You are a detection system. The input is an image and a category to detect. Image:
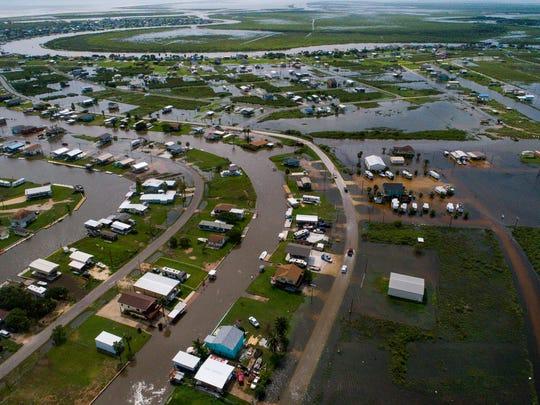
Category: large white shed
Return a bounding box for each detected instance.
[388,272,425,303]
[95,331,122,355]
[364,155,386,172]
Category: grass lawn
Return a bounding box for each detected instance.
[353,222,535,401]
[0,338,22,364]
[309,128,468,141]
[154,256,207,290]
[512,226,540,275]
[258,109,304,122]
[185,149,230,172]
[521,156,540,164]
[0,315,150,404]
[167,384,247,405]
[0,179,40,200]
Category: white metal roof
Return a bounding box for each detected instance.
[194,357,234,390]
[389,272,424,295]
[29,258,59,274]
[69,250,93,263]
[85,219,100,228]
[52,147,69,156]
[140,191,176,203]
[25,185,51,196]
[66,149,82,157]
[111,221,131,231]
[96,153,113,162]
[142,178,164,188]
[27,284,46,295]
[132,162,149,170]
[134,272,180,296]
[118,201,148,212]
[69,260,86,270]
[296,214,318,223]
[172,349,200,371]
[95,331,122,347]
[364,155,386,170]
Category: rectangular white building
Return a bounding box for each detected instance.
[388,272,425,303]
[95,331,122,355]
[134,272,180,301]
[172,350,201,372]
[194,357,235,393]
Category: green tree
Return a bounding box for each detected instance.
[179,237,191,249]
[5,308,31,333]
[45,286,69,301]
[123,334,133,360]
[113,340,125,362]
[51,325,68,346]
[192,338,209,360]
[228,226,243,245]
[168,236,178,249]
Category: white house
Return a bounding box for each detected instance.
[28,258,60,280]
[134,272,180,301]
[296,214,318,225]
[194,357,235,393]
[95,331,123,355]
[387,272,425,303]
[25,185,52,200]
[172,350,201,372]
[364,155,386,172]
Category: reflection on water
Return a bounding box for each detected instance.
[257,100,486,134]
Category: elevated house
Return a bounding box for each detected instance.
[118,292,160,320]
[271,264,305,291]
[11,209,36,228]
[204,325,245,359]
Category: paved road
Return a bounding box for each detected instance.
[0,163,205,381]
[95,141,290,404]
[0,74,34,102]
[249,130,359,404]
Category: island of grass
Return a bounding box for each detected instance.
[167,384,248,405]
[0,315,150,404]
[512,226,540,275]
[309,222,536,403]
[309,128,469,141]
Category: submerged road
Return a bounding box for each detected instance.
[0,162,205,382]
[249,130,359,404]
[95,140,290,404]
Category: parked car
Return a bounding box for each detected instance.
[321,253,333,263]
[385,170,394,179]
[0,330,11,338]
[250,376,260,390]
[364,170,374,180]
[340,265,348,274]
[391,198,400,210]
[248,316,260,328]
[347,248,354,257]
[422,202,430,212]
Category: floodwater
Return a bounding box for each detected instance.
[126,27,279,43]
[318,136,540,226]
[257,99,487,134]
[0,157,131,281]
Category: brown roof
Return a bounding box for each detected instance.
[274,264,305,287]
[250,139,268,147]
[118,292,157,311]
[12,209,33,220]
[208,234,226,244]
[214,203,236,213]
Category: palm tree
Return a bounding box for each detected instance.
[267,330,279,354]
[123,334,133,360]
[192,338,209,360]
[113,341,124,363]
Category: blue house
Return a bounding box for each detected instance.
[3,141,25,154]
[477,94,490,103]
[204,325,245,359]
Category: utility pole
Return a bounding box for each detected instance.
[348,298,353,321]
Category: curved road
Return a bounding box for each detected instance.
[0,163,205,381]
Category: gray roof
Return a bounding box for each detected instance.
[285,243,311,258]
[205,325,243,350]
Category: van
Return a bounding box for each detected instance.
[391,198,400,210]
[294,229,309,239]
[131,139,142,149]
[259,251,268,260]
[385,170,394,180]
[446,203,455,213]
[0,330,11,338]
[364,170,374,180]
[428,170,441,180]
[401,170,413,179]
[162,105,173,114]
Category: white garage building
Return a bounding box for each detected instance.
[387,272,425,303]
[95,331,122,355]
[364,155,386,172]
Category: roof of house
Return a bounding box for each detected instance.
[25,185,51,196]
[118,292,157,311]
[295,214,318,223]
[28,258,59,274]
[12,209,34,220]
[213,203,236,212]
[250,139,268,147]
[275,264,305,286]
[383,183,405,195]
[95,331,122,346]
[194,357,235,390]
[208,234,226,244]
[69,250,93,263]
[205,325,244,351]
[389,272,425,295]
[172,350,201,371]
[134,272,180,296]
[285,243,312,258]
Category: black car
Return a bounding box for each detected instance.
[347,248,354,257]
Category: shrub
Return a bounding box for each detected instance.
[52,325,68,346]
[5,308,31,333]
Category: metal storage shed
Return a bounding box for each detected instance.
[387,272,425,303]
[364,155,386,172]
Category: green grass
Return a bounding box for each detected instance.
[93,89,209,116]
[0,315,150,404]
[483,100,540,138]
[309,128,469,140]
[153,257,207,290]
[44,12,509,53]
[520,156,540,164]
[258,109,304,122]
[231,95,296,107]
[0,338,22,364]
[512,226,540,275]
[185,149,230,172]
[473,58,540,84]
[167,384,247,405]
[357,222,533,399]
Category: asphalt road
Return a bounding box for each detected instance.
[0,163,205,381]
